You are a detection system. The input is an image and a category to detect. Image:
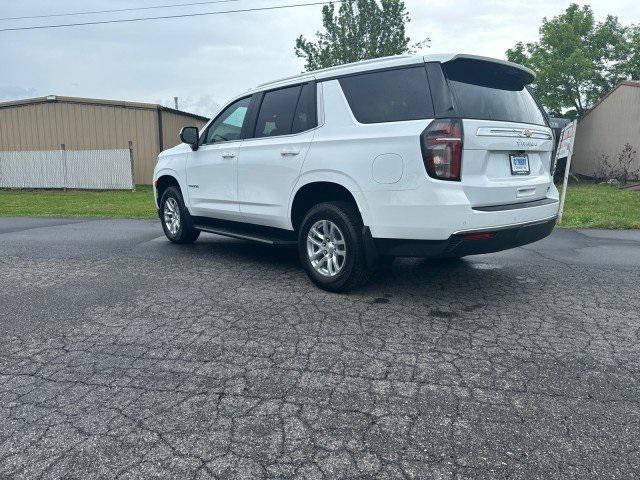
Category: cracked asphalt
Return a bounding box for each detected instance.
[1,217,639,479]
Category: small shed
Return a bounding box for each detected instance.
[0,95,208,184]
[573,81,640,179]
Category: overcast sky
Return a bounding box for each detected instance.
[1,0,639,117]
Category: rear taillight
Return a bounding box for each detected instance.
[420,118,463,181]
[550,131,557,175]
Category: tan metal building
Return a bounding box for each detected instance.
[573,81,640,179]
[0,95,208,184]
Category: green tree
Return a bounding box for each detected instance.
[506,4,635,118]
[625,26,640,80]
[295,0,428,72]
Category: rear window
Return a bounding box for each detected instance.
[254,85,302,138]
[443,59,546,126]
[292,83,317,134]
[339,66,434,124]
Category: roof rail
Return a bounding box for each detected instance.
[256,54,414,89]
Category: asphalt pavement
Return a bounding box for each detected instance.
[1,217,639,479]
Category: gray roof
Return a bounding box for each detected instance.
[0,95,209,121]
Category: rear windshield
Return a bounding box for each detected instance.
[339,66,434,124]
[443,60,546,126]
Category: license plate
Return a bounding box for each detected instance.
[510,154,530,175]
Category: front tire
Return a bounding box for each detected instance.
[159,186,200,244]
[298,202,371,292]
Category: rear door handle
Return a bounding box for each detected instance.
[221,151,236,158]
[281,148,299,156]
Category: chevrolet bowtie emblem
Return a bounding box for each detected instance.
[523,129,533,138]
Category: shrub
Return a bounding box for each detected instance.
[598,143,640,185]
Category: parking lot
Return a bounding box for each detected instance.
[1,217,639,479]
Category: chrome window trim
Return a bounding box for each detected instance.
[476,127,552,140]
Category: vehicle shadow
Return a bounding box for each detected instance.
[355,256,530,320]
[158,234,520,308]
[154,233,300,266]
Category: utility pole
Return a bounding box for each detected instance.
[174,97,179,110]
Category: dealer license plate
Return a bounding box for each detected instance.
[510,154,530,175]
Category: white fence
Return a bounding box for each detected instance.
[0,149,134,190]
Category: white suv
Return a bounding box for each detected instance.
[153,53,559,292]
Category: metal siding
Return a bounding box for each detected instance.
[25,105,35,149]
[0,100,206,184]
[23,106,34,149]
[32,104,42,148]
[53,102,63,148]
[573,85,640,178]
[160,110,207,152]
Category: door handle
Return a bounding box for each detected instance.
[221,152,236,158]
[280,148,300,156]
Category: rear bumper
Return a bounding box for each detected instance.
[374,216,557,257]
[363,181,560,240]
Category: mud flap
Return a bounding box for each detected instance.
[362,226,380,270]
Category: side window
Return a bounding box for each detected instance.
[292,82,318,134]
[203,96,251,144]
[339,66,434,123]
[254,85,301,138]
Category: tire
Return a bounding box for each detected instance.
[159,186,200,244]
[298,202,372,292]
[378,255,395,268]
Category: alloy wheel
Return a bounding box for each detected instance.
[306,220,346,277]
[163,197,181,235]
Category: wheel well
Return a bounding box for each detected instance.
[155,175,180,204]
[291,182,360,232]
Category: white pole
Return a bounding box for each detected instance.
[61,143,67,191]
[557,120,577,223]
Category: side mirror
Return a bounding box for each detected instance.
[180,126,199,151]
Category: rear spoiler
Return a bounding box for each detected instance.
[435,54,535,90]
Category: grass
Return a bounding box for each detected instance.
[0,185,157,219]
[558,181,640,229]
[0,181,638,229]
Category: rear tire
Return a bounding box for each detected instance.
[378,255,395,268]
[159,186,200,244]
[298,202,371,292]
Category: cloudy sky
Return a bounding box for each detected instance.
[1,0,639,117]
